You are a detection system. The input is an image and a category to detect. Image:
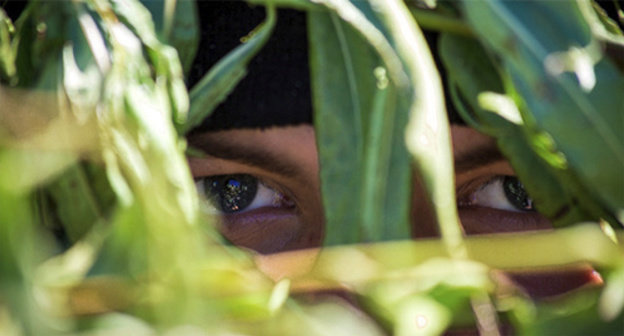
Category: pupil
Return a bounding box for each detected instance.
[503,176,534,211]
[204,175,258,213]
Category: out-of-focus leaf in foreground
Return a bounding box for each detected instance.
[463,0,624,226]
[110,0,191,128]
[140,0,199,75]
[0,190,51,335]
[1,0,278,331]
[0,9,16,83]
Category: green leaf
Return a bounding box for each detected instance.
[394,295,451,336]
[45,163,114,243]
[0,9,16,83]
[140,0,199,75]
[438,33,593,225]
[110,0,190,127]
[248,0,322,11]
[514,287,624,335]
[362,0,465,257]
[406,3,472,36]
[183,5,277,134]
[0,189,57,335]
[308,5,411,245]
[0,148,77,195]
[599,265,624,321]
[463,0,624,225]
[12,1,71,89]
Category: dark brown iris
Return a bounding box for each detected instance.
[204,174,258,213]
[503,176,534,211]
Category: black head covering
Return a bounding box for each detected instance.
[186,1,467,132]
[187,2,312,132]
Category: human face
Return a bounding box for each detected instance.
[188,126,322,253]
[187,124,601,297]
[188,124,550,247]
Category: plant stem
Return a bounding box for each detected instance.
[409,7,473,36]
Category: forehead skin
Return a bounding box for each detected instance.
[188,126,318,186]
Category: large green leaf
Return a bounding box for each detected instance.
[308,5,411,245]
[438,33,594,226]
[309,0,464,255]
[463,0,624,225]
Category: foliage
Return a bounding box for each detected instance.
[0,0,623,335]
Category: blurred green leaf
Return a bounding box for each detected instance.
[599,264,624,321]
[273,300,386,336]
[0,148,77,194]
[515,287,624,335]
[0,9,16,83]
[75,313,155,336]
[0,189,59,335]
[111,0,190,127]
[45,164,114,243]
[140,0,199,75]
[264,225,624,288]
[395,295,451,336]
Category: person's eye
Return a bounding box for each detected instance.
[193,173,309,254]
[456,175,548,235]
[461,175,535,212]
[194,174,294,214]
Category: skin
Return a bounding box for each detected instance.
[187,124,601,300]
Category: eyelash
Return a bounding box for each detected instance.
[458,175,535,212]
[194,174,295,214]
[197,173,534,217]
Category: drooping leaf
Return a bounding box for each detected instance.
[463,0,624,225]
[438,33,593,226]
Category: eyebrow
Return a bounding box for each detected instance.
[453,143,506,173]
[189,133,504,178]
[188,136,304,179]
